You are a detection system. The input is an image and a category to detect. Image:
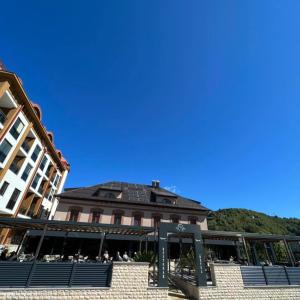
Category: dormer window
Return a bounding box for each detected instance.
[105,192,116,199]
[162,198,173,204]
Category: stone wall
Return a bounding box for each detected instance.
[174,263,300,300]
[0,262,168,300]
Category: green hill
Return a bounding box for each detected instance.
[208,208,300,236]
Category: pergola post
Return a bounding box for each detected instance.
[16,230,28,255]
[269,242,277,264]
[97,232,106,259]
[34,224,48,260]
[139,238,142,252]
[283,239,295,266]
[242,236,250,265]
[263,242,271,263]
[250,241,259,265]
[235,240,241,260]
[145,236,148,253]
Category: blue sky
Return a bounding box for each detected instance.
[1,1,300,217]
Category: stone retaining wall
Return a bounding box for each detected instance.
[0,262,168,300]
[175,263,300,300]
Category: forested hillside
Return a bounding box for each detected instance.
[208,209,300,236]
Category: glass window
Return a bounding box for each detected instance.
[21,138,31,153]
[39,156,48,171]
[6,188,21,210]
[92,211,101,223]
[105,192,116,199]
[21,163,33,181]
[189,218,197,225]
[171,216,180,224]
[69,209,80,222]
[133,215,141,226]
[31,145,41,162]
[0,139,12,163]
[9,156,23,174]
[53,175,60,187]
[0,181,9,196]
[153,216,161,228]
[9,118,24,140]
[114,214,122,225]
[31,173,41,189]
[0,108,7,125]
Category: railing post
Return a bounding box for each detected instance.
[68,262,76,287]
[262,266,268,285]
[284,266,291,285]
[26,224,47,287]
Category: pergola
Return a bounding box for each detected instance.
[1,217,300,266]
[0,217,155,261]
[201,229,300,266]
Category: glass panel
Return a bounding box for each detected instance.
[0,139,12,163]
[0,181,9,196]
[9,118,24,140]
[6,189,21,210]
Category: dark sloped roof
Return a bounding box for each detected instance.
[58,181,209,212]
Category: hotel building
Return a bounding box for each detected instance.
[54,181,208,229]
[0,66,69,242]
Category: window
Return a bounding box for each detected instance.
[6,188,21,210]
[39,156,48,171]
[21,138,32,153]
[189,217,197,225]
[31,145,41,162]
[9,118,24,140]
[91,211,101,223]
[69,209,80,222]
[114,214,122,225]
[104,192,116,199]
[161,198,173,204]
[153,215,162,228]
[0,108,7,125]
[0,139,12,163]
[0,181,9,196]
[170,215,180,224]
[133,214,142,226]
[53,175,60,187]
[31,173,41,189]
[21,163,33,181]
[9,156,23,174]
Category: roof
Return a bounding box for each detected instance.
[58,181,209,212]
[0,217,153,236]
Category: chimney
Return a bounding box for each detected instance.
[152,180,160,188]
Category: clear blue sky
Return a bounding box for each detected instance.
[1,1,300,217]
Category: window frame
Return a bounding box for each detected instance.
[0,139,12,163]
[0,181,9,196]
[6,188,21,210]
[9,118,24,140]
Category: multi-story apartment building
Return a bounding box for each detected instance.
[54,180,208,229]
[0,66,69,235]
